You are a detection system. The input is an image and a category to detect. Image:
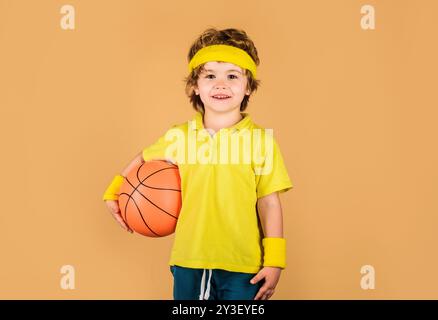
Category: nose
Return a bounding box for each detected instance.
[214,81,227,89]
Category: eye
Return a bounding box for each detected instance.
[204,74,238,79]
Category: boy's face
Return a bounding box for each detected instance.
[194,61,250,114]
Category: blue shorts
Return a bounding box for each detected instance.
[170,265,263,300]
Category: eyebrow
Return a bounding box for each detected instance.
[204,69,242,74]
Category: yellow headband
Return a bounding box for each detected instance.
[188,44,257,79]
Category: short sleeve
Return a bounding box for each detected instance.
[142,124,181,164]
[255,137,293,199]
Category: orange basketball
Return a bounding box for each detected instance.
[118,160,182,237]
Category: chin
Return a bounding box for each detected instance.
[204,104,241,114]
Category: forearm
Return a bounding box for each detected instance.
[257,192,287,269]
[257,195,284,238]
[103,152,144,201]
[121,152,144,177]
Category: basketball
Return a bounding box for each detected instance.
[118,160,182,237]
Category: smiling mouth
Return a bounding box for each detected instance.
[212,95,231,100]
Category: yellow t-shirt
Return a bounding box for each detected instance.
[142,111,293,273]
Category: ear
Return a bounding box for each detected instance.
[245,83,251,96]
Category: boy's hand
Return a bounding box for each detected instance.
[250,266,282,300]
[105,200,133,233]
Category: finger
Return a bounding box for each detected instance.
[111,212,123,222]
[108,206,120,216]
[113,213,129,230]
[261,291,270,300]
[250,273,263,284]
[263,290,274,300]
[115,216,133,233]
[108,207,132,233]
[259,283,273,298]
[254,287,268,300]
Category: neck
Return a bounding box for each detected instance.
[202,109,243,133]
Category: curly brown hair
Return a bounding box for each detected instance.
[183,28,261,114]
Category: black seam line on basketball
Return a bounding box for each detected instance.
[121,192,162,237]
[119,192,161,237]
[138,165,181,192]
[134,164,181,215]
[125,176,179,220]
[138,162,177,182]
[124,162,180,219]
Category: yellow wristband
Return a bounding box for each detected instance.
[102,174,125,201]
[262,237,286,269]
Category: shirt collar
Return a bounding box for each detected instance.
[193,111,252,133]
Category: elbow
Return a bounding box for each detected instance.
[257,192,280,209]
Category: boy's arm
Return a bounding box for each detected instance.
[121,151,144,177]
[251,191,284,300]
[102,152,144,201]
[256,192,283,238]
[103,152,144,233]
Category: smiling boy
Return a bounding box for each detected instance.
[103,28,293,300]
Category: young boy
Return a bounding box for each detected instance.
[103,28,293,300]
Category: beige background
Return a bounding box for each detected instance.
[0,0,437,299]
